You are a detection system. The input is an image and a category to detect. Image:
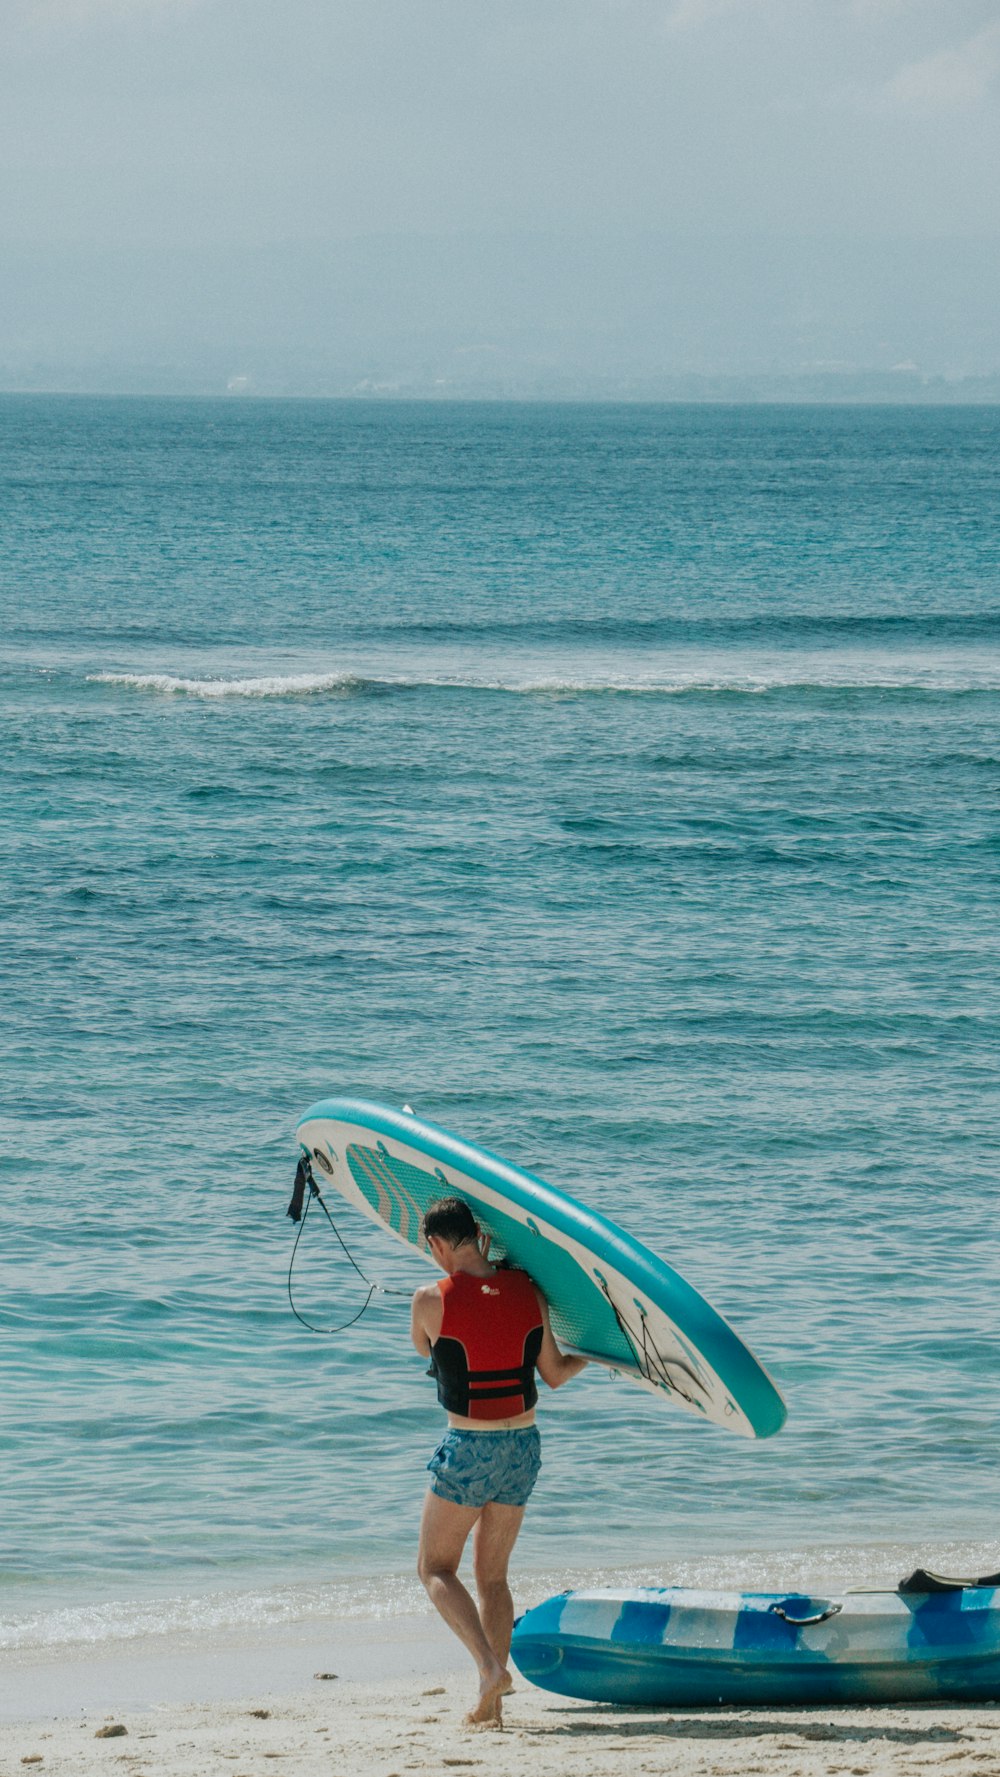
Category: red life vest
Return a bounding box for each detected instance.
[430,1267,544,1421]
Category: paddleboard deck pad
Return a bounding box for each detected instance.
[511,1584,1000,1706]
[295,1098,785,1439]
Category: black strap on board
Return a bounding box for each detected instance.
[595,1276,714,1413]
[286,1153,411,1334]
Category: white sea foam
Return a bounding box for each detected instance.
[89,670,365,698]
[6,1542,1000,1654]
[87,654,1000,699]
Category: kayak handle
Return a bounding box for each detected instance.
[768,1601,843,1627]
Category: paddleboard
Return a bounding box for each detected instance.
[295,1098,785,1439]
[511,1584,1000,1706]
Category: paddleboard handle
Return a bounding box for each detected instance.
[768,1601,843,1627]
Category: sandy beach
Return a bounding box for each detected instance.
[4,1612,1000,1777]
[5,1675,1000,1777]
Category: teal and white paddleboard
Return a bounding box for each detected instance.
[295,1098,786,1440]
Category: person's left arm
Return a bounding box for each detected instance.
[533,1287,588,1388]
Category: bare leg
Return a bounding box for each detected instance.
[472,1501,526,1678]
[417,1490,511,1725]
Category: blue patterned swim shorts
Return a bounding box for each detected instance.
[427,1426,542,1509]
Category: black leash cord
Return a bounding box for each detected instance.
[286,1166,410,1335]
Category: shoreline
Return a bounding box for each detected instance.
[8,1537,1000,1653]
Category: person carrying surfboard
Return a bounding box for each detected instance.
[410,1196,587,1728]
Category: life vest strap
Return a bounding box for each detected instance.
[465,1382,533,1401]
[466,1364,531,1383]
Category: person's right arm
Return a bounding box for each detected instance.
[533,1288,588,1389]
[411,1283,443,1357]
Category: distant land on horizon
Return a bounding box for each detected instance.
[3,230,999,405]
[3,369,1000,404]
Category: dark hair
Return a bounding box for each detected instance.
[422,1196,478,1247]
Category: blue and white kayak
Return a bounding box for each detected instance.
[511,1585,1000,1706]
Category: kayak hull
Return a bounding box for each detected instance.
[511,1587,1000,1707]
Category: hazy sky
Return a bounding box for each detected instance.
[2,0,999,391]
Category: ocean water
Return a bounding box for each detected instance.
[2,397,999,1656]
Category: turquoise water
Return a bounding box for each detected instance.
[2,398,999,1651]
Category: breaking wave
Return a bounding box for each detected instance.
[89,670,366,698]
[88,659,1000,700]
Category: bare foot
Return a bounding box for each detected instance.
[464,1663,511,1729]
